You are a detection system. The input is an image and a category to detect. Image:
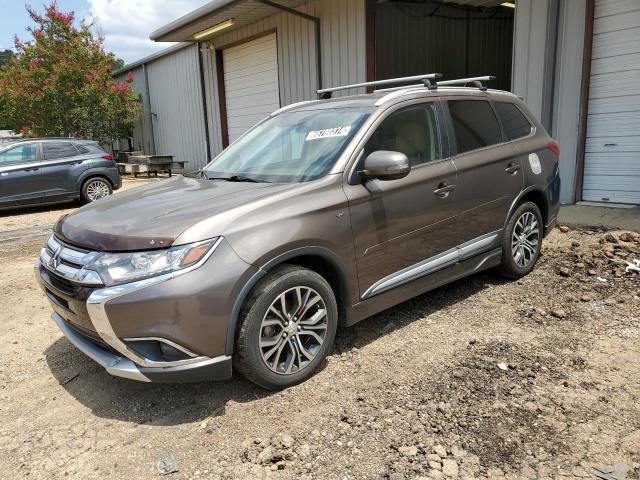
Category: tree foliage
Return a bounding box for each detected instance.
[0,2,140,143]
[0,50,14,67]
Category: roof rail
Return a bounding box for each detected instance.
[316,73,443,99]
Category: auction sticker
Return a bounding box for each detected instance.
[306,126,351,141]
[528,153,542,174]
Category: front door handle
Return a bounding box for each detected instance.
[434,183,455,198]
[23,167,40,172]
[505,162,521,175]
[0,172,7,177]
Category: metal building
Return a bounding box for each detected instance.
[115,0,640,206]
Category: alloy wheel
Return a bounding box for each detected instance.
[259,286,328,375]
[511,211,540,268]
[86,180,110,201]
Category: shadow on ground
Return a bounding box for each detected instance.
[44,270,506,426]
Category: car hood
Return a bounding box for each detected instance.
[55,176,296,251]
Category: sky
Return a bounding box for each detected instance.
[0,0,211,64]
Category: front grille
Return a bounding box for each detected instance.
[40,236,102,287]
[38,235,103,333]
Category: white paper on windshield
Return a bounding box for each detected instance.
[306,126,351,141]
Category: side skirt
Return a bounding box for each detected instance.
[344,247,502,327]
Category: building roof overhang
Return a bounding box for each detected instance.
[150,0,308,43]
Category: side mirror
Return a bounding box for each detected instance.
[361,150,410,181]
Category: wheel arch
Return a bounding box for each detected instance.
[506,187,549,234]
[78,170,115,191]
[225,246,352,356]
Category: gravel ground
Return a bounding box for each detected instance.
[0,219,638,479]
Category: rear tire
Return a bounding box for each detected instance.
[234,265,338,390]
[498,201,543,279]
[81,177,113,204]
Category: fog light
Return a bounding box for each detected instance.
[159,342,187,361]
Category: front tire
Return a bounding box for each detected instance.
[81,177,112,204]
[235,265,338,390]
[498,201,543,278]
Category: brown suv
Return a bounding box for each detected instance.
[35,75,560,389]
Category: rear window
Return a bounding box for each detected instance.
[494,102,533,140]
[44,142,79,160]
[75,144,90,154]
[447,100,503,154]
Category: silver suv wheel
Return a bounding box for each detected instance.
[511,211,539,268]
[259,286,328,375]
[85,179,111,201]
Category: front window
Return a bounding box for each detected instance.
[204,107,372,183]
[0,143,38,165]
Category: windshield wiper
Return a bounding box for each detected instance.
[206,175,264,183]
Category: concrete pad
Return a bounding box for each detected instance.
[558,204,640,232]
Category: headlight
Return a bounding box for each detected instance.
[83,238,219,286]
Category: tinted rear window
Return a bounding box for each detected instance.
[494,102,532,140]
[44,142,78,160]
[448,100,502,154]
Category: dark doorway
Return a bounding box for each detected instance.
[375,1,514,92]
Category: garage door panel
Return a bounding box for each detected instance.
[222,61,278,81]
[588,95,640,115]
[586,135,640,152]
[592,27,640,58]
[589,70,640,99]
[584,0,640,204]
[222,33,280,144]
[594,9,640,35]
[587,112,640,137]
[584,155,640,177]
[595,0,640,18]
[591,53,640,75]
[224,75,280,95]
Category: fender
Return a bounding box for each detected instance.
[225,245,353,356]
[504,185,550,233]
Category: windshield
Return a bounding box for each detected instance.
[204,107,372,183]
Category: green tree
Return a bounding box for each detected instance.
[0,2,140,143]
[0,49,14,67]
[111,57,125,71]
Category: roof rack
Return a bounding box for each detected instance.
[437,76,496,91]
[316,73,443,99]
[317,74,496,99]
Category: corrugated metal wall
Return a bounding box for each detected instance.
[201,0,367,155]
[114,66,152,154]
[375,2,513,92]
[146,44,209,169]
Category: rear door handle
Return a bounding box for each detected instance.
[434,183,455,198]
[505,163,521,175]
[23,167,40,172]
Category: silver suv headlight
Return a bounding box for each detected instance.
[84,237,220,287]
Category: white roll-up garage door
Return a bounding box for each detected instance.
[583,0,640,204]
[223,33,280,144]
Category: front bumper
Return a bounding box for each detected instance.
[50,311,232,382]
[35,236,257,382]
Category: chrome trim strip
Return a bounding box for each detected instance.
[124,337,200,358]
[362,230,501,299]
[86,237,223,368]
